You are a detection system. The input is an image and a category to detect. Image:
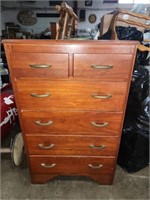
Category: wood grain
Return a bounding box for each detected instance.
[26,135,119,156]
[21,111,123,136]
[16,80,127,111]
[3,39,138,184]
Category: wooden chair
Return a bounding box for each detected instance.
[109,8,150,51]
[55,2,78,39]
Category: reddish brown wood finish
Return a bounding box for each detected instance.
[31,173,114,185]
[21,111,123,136]
[10,53,69,78]
[2,39,138,185]
[29,156,115,174]
[74,54,133,79]
[26,135,119,156]
[16,80,127,111]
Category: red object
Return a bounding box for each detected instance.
[1,84,18,141]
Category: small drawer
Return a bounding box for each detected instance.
[21,111,123,136]
[29,156,115,175]
[74,54,133,80]
[10,53,69,78]
[16,80,128,111]
[26,135,119,156]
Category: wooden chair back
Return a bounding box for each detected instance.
[55,2,78,39]
[109,8,150,51]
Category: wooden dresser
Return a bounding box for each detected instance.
[3,40,138,184]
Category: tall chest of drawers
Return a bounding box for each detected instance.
[3,40,138,184]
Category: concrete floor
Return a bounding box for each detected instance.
[1,123,149,200]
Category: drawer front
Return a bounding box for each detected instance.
[29,156,115,174]
[10,53,69,78]
[74,54,133,79]
[26,135,119,156]
[21,111,123,136]
[16,80,127,111]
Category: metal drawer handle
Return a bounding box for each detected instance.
[89,144,106,150]
[38,143,55,149]
[31,93,51,98]
[90,122,109,127]
[91,65,113,69]
[29,64,52,68]
[92,94,112,99]
[35,120,53,126]
[88,164,103,169]
[41,163,56,168]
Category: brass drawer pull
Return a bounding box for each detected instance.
[31,93,51,98]
[92,94,112,99]
[91,122,109,127]
[89,144,106,150]
[38,143,55,149]
[41,163,56,168]
[29,64,52,68]
[35,120,53,126]
[91,65,113,69]
[88,164,103,169]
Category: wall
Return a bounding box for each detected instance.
[1,1,67,36]
[1,0,146,37]
[77,1,130,30]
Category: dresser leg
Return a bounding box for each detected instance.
[31,173,114,185]
[30,173,114,185]
[31,174,57,184]
[89,174,114,185]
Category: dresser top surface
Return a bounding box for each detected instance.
[2,39,139,46]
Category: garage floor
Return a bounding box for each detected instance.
[1,123,149,200]
[1,156,149,200]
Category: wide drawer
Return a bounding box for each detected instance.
[10,53,69,78]
[21,111,123,136]
[26,135,119,156]
[29,156,115,175]
[74,54,133,80]
[16,80,128,111]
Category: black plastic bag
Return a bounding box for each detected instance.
[118,115,149,172]
[135,48,150,66]
[116,26,143,41]
[99,26,143,42]
[118,67,149,172]
[126,66,149,118]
